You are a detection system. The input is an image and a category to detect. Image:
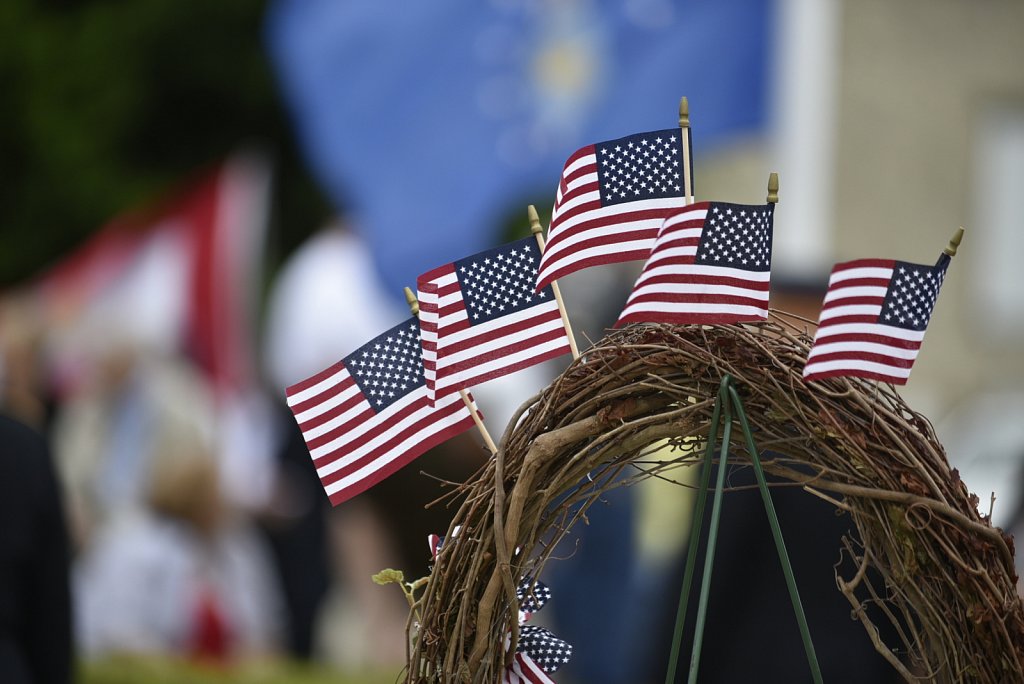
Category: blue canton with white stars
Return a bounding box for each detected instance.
[694,202,774,272]
[516,578,551,614]
[518,624,572,674]
[455,237,554,325]
[344,317,425,412]
[594,128,685,206]
[881,261,947,331]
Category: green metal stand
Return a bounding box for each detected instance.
[664,376,823,684]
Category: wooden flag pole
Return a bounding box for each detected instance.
[528,205,580,360]
[404,287,498,454]
[761,173,779,335]
[680,96,694,205]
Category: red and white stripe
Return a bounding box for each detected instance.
[286,360,477,506]
[616,203,771,326]
[35,153,270,400]
[535,140,689,291]
[417,264,570,404]
[501,653,556,684]
[803,259,923,385]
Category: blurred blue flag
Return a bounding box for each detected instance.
[266,0,773,297]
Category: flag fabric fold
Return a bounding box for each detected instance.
[502,652,557,684]
[286,316,479,505]
[417,237,572,404]
[802,257,949,385]
[616,200,774,326]
[535,127,693,291]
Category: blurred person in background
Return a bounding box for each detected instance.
[0,412,73,684]
[258,408,333,660]
[73,414,284,662]
[46,315,286,663]
[0,297,54,434]
[51,324,217,550]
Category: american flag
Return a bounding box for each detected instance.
[535,127,693,291]
[501,578,571,682]
[427,524,462,561]
[802,257,949,384]
[502,653,556,684]
[616,201,774,326]
[417,237,572,403]
[285,316,479,505]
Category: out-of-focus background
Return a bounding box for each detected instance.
[1,0,1023,682]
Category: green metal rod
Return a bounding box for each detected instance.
[728,385,824,684]
[687,390,733,684]
[663,384,726,684]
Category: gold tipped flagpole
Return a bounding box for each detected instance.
[679,96,694,205]
[934,227,964,269]
[767,172,779,204]
[404,286,497,454]
[943,227,964,257]
[528,205,580,360]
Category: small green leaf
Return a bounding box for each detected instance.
[372,568,405,586]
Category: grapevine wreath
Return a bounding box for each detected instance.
[401,313,1024,683]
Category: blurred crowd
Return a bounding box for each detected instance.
[0,217,635,681]
[0,225,435,676]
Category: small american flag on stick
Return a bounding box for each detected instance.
[535,127,693,291]
[616,201,774,326]
[417,237,572,403]
[286,316,479,505]
[802,257,949,385]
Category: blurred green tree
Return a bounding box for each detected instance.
[0,0,328,285]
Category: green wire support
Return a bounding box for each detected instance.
[664,375,823,684]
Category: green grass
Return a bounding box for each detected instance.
[80,657,399,684]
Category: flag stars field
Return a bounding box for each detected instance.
[598,133,683,201]
[417,237,572,403]
[349,325,424,408]
[536,127,691,291]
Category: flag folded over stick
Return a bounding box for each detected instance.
[286,316,479,505]
[616,201,774,326]
[417,237,572,404]
[535,128,693,291]
[802,257,949,384]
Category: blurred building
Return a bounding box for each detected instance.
[681,0,1024,526]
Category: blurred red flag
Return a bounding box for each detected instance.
[33,152,271,400]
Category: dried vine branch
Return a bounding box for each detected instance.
[405,315,1024,683]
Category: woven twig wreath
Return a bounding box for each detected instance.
[405,312,1024,683]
